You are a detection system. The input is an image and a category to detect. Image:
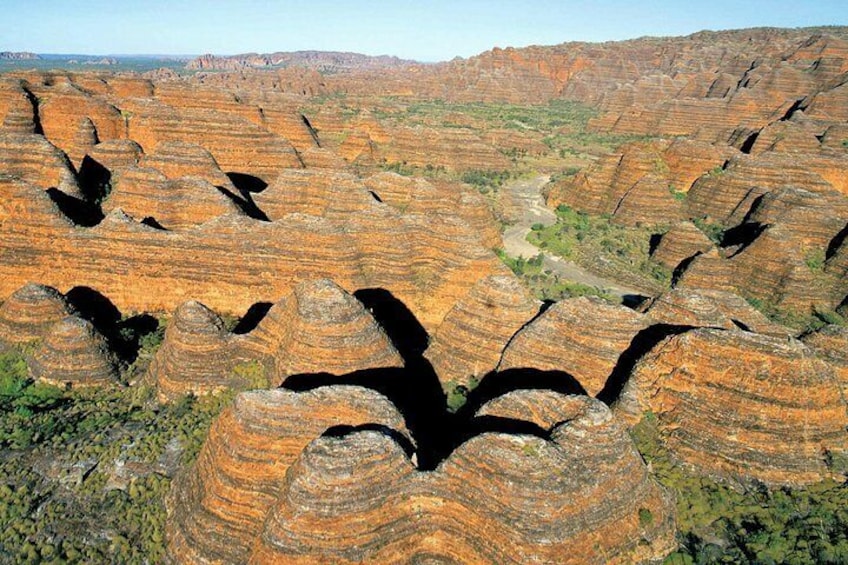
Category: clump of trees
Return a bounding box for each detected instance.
[0,349,231,562]
[631,414,848,564]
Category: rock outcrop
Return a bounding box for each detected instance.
[425,275,541,389]
[617,328,847,485]
[651,221,715,270]
[243,279,403,385]
[0,283,76,346]
[167,386,411,564]
[641,288,790,337]
[27,315,117,387]
[802,324,848,397]
[498,296,648,396]
[148,301,244,401]
[172,386,675,564]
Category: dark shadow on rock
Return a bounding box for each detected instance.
[463,415,550,441]
[216,185,269,221]
[622,294,650,309]
[227,172,268,194]
[779,98,806,122]
[66,286,122,332]
[65,286,137,360]
[825,222,848,261]
[232,302,273,334]
[116,314,160,362]
[77,155,112,204]
[46,188,103,227]
[21,87,43,134]
[141,216,167,230]
[282,366,452,470]
[597,323,694,405]
[354,288,429,359]
[649,233,663,255]
[458,368,587,420]
[724,222,766,257]
[671,252,702,286]
[322,423,416,459]
[739,130,759,154]
[730,319,752,332]
[284,288,454,469]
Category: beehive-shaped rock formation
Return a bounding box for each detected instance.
[167,386,410,564]
[498,296,648,396]
[0,133,80,195]
[425,275,541,388]
[243,279,403,384]
[0,283,76,346]
[141,141,235,189]
[28,315,117,387]
[149,301,243,401]
[617,328,847,484]
[104,168,242,230]
[651,221,715,269]
[642,288,790,337]
[247,392,675,564]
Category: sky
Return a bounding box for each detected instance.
[1,0,846,61]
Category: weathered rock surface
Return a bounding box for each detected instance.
[498,296,648,396]
[641,288,789,337]
[104,168,242,230]
[149,301,244,401]
[167,386,410,564]
[173,385,674,564]
[802,324,848,397]
[0,283,76,346]
[425,275,541,388]
[0,133,79,194]
[248,391,674,564]
[651,221,715,270]
[548,139,735,226]
[242,279,403,385]
[140,141,235,189]
[617,328,847,485]
[28,315,117,387]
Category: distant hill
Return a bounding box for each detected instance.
[186,50,416,72]
[0,51,40,60]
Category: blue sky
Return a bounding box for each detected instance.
[1,0,846,61]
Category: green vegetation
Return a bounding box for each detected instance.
[631,414,848,564]
[379,98,599,132]
[805,249,826,273]
[0,349,231,562]
[444,377,479,413]
[460,169,516,193]
[231,359,269,390]
[526,204,671,289]
[493,249,616,302]
[692,216,725,245]
[745,296,846,333]
[668,185,687,202]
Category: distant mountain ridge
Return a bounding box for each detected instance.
[0,51,40,60]
[185,50,416,72]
